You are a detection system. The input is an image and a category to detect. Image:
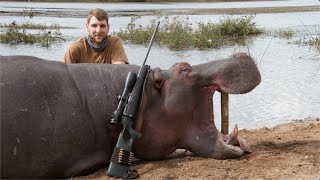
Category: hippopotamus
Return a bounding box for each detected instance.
[0,52,261,178]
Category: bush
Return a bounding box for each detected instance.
[114,15,263,50]
[0,21,65,47]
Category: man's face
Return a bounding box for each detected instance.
[86,16,110,45]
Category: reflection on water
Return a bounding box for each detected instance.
[0,2,319,130]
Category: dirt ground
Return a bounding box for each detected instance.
[77,118,320,180]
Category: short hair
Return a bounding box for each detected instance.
[87,8,109,24]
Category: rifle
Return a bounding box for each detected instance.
[107,21,160,178]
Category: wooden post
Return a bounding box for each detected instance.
[221,92,229,134]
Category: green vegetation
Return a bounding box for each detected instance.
[311,37,320,52]
[293,34,320,53]
[114,15,263,50]
[0,21,65,47]
[273,29,294,39]
[269,28,319,53]
[23,8,35,18]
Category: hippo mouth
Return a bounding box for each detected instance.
[202,82,219,94]
[147,58,255,160]
[200,81,253,156]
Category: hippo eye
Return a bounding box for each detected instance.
[181,67,191,73]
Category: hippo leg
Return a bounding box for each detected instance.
[64,151,108,177]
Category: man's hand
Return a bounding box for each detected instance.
[113,61,127,64]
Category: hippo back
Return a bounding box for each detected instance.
[0,56,139,178]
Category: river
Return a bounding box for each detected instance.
[0,0,319,130]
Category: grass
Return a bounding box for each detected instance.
[0,21,65,47]
[273,29,294,39]
[313,38,320,53]
[293,34,320,52]
[1,21,62,30]
[267,26,319,53]
[311,37,320,49]
[1,13,318,53]
[23,8,35,18]
[115,16,320,53]
[0,7,66,47]
[114,15,263,50]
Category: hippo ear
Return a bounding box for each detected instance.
[153,71,165,90]
[154,78,164,89]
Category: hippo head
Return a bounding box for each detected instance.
[133,52,261,160]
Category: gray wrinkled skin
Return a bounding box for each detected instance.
[0,52,261,178]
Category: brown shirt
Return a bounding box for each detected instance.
[64,35,128,64]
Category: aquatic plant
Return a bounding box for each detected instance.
[296,18,320,53]
[293,34,320,53]
[23,8,35,18]
[311,37,320,52]
[273,29,294,39]
[0,21,65,47]
[114,15,263,50]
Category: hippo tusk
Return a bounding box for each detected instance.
[221,92,229,134]
[236,136,253,154]
[221,124,252,154]
[226,124,239,145]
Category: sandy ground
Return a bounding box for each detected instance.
[76,118,320,180]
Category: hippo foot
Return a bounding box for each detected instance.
[222,124,252,154]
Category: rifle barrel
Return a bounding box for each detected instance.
[141,21,160,67]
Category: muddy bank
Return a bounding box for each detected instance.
[76,118,320,179]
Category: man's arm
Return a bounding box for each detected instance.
[111,37,129,64]
[64,52,75,64]
[64,42,80,64]
[64,48,78,64]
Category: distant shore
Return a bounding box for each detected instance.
[0,4,318,18]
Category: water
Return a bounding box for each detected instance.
[0,0,318,11]
[0,1,319,130]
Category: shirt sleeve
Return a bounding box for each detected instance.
[111,37,129,64]
[64,43,79,64]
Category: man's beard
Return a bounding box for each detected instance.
[87,36,109,51]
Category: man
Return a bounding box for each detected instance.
[64,8,128,64]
